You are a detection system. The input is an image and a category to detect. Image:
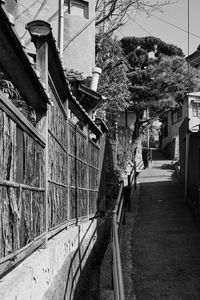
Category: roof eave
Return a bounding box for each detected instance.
[0,5,50,111]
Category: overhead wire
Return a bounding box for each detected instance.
[117,13,153,38]
[118,8,200,43]
[132,20,152,36]
[151,13,200,40]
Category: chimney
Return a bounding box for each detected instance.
[90,67,102,91]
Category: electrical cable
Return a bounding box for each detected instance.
[151,13,200,40]
[63,16,96,51]
[132,20,152,36]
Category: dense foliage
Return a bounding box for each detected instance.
[96,34,131,129]
[96,34,200,170]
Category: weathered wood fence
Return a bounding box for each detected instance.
[0,74,105,276]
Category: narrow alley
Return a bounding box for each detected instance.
[122,150,200,300]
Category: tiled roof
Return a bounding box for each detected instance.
[64,69,87,82]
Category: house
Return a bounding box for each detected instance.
[0,2,109,300]
[179,117,200,213]
[160,92,200,159]
[186,45,200,69]
[4,0,95,76]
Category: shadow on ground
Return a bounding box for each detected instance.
[131,176,200,300]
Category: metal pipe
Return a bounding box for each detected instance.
[90,67,102,91]
[112,181,125,300]
[58,0,64,58]
[112,214,125,300]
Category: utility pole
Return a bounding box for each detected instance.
[187,0,190,77]
[188,0,190,57]
[115,121,118,168]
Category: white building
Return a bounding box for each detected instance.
[161,92,200,159]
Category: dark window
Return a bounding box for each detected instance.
[172,107,182,124]
[64,0,89,18]
[192,102,200,117]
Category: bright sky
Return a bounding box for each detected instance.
[117,0,200,56]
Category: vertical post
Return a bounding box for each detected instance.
[86,125,90,219]
[58,0,64,59]
[115,121,118,168]
[188,0,190,57]
[147,129,150,149]
[75,125,78,224]
[34,39,49,247]
[66,99,70,221]
[185,131,190,202]
[147,108,150,149]
[128,174,131,212]
[26,21,51,246]
[134,160,137,190]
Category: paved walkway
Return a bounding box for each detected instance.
[122,150,200,300]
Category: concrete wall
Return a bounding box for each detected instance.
[0,219,97,300]
[63,1,95,75]
[161,111,182,158]
[4,0,95,75]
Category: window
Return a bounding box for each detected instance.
[64,0,89,19]
[172,107,182,124]
[192,102,200,117]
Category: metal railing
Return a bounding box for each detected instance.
[147,148,153,165]
[128,161,137,211]
[112,181,125,300]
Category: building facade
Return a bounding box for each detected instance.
[0,2,110,299]
[4,0,95,75]
[161,92,200,159]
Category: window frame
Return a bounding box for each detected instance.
[192,101,200,117]
[64,0,89,19]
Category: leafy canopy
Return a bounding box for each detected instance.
[96,34,131,126]
[120,36,200,116]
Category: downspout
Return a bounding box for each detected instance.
[26,21,51,246]
[58,0,64,59]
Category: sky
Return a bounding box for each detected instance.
[116,0,200,57]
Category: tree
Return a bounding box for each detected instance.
[121,36,185,112]
[96,34,131,129]
[120,36,200,138]
[95,0,171,41]
[147,55,200,112]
